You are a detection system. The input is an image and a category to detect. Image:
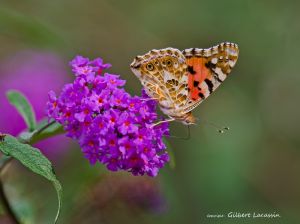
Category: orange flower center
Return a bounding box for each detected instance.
[130,157,139,164]
[84,121,91,126]
[125,144,131,150]
[109,140,115,146]
[65,111,71,117]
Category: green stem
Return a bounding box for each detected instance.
[34,120,56,137]
[29,120,64,145]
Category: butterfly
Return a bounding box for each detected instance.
[130,42,239,125]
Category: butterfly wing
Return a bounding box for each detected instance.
[181,42,239,113]
[130,48,189,113]
[130,42,239,119]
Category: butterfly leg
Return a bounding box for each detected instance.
[140,98,159,101]
[151,117,175,128]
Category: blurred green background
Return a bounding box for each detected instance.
[1,0,300,223]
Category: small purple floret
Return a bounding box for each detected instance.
[47,56,170,176]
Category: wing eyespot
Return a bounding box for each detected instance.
[146,63,155,71]
[166,59,173,67]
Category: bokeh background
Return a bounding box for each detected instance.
[1,0,300,223]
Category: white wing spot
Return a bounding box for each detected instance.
[226,48,238,56]
[229,60,235,67]
[211,58,218,64]
[214,67,226,81]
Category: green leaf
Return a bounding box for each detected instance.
[0,134,62,224]
[6,90,37,132]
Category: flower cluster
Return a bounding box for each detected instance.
[47,56,169,176]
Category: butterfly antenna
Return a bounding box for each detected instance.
[199,118,230,134]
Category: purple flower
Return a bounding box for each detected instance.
[110,89,130,108]
[47,55,170,176]
[70,55,89,67]
[118,112,138,135]
[104,110,119,129]
[91,116,108,135]
[118,136,134,155]
[91,58,111,74]
[104,73,126,88]
[89,90,109,111]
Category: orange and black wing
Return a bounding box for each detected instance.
[181,42,239,113]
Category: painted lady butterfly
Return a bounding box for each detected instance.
[130,42,239,125]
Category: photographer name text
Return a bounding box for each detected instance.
[206,212,280,219]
